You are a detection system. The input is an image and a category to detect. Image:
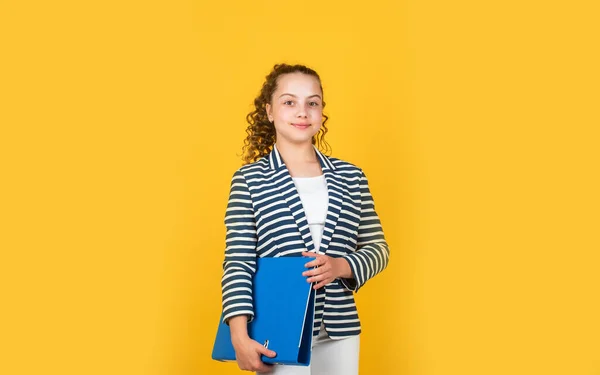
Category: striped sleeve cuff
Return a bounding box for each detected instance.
[340,242,389,292]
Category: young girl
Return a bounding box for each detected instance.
[220,63,390,374]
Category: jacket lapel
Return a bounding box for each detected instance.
[318,163,344,254]
[268,144,346,255]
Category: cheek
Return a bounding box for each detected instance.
[311,108,323,120]
[275,106,293,119]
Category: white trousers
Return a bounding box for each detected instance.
[258,324,360,375]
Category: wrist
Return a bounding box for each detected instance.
[228,315,250,347]
[231,332,250,348]
[335,257,353,279]
[231,326,250,348]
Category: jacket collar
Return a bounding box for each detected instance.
[268,142,343,254]
[268,143,336,171]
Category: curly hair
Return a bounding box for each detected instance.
[241,63,331,165]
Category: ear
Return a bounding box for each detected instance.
[265,103,273,122]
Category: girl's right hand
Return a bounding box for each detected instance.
[232,335,277,373]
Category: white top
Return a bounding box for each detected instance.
[291,175,328,252]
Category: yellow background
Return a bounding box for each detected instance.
[1,0,599,374]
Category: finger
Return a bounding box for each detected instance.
[302,267,322,277]
[316,256,329,267]
[305,260,332,274]
[301,251,318,258]
[258,345,277,358]
[307,272,329,283]
[314,278,332,289]
[304,256,326,268]
[303,257,321,268]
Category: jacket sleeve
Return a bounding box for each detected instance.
[220,170,257,324]
[340,169,390,292]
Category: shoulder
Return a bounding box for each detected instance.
[230,156,271,180]
[327,155,366,177]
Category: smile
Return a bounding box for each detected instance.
[291,123,311,129]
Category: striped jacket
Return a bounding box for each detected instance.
[220,144,390,339]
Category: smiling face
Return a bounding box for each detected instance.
[265,72,324,146]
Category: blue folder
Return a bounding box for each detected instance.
[212,256,316,366]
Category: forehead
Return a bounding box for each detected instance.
[275,73,322,96]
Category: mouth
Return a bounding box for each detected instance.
[291,123,311,129]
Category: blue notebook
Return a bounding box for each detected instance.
[212,256,316,366]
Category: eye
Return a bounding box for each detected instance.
[309,101,320,107]
[283,100,294,105]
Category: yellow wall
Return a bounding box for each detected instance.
[1,0,599,374]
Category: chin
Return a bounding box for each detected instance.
[282,133,317,145]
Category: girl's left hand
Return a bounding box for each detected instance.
[301,251,352,289]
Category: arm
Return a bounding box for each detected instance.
[220,170,277,372]
[221,170,257,324]
[340,169,390,292]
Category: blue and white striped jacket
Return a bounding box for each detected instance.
[220,144,390,339]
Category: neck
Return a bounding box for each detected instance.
[275,140,317,164]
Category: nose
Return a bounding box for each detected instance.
[296,105,308,118]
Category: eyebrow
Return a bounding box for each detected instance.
[278,93,322,99]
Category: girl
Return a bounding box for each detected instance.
[220,63,390,374]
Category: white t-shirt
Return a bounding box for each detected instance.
[291,175,328,252]
[292,174,330,336]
